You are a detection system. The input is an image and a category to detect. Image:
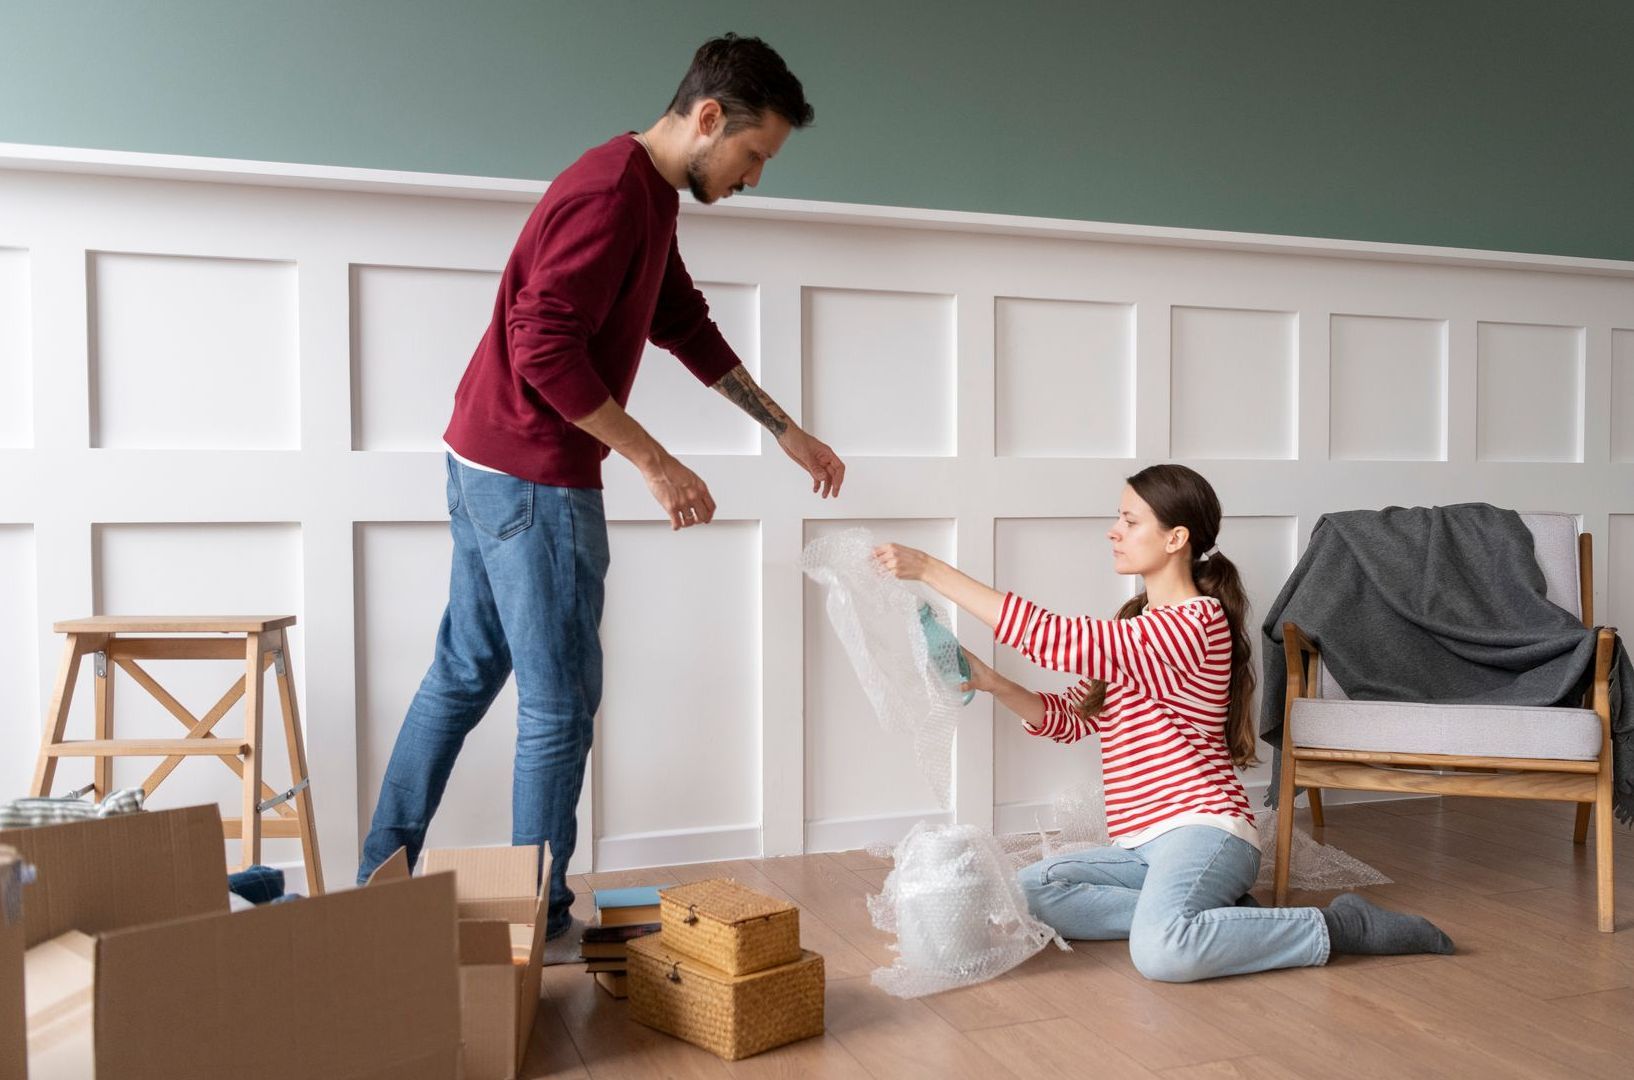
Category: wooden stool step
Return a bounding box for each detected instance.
[53,615,298,634]
[42,739,252,757]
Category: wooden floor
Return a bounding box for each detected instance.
[520,796,1633,1079]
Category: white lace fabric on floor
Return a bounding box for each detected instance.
[801,527,964,808]
[995,783,1389,891]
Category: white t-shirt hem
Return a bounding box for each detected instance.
[1114,811,1261,852]
[443,440,507,475]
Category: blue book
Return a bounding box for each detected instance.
[593,884,672,926]
[594,886,664,910]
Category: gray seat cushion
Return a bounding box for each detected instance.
[1290,697,1602,761]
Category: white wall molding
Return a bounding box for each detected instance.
[3,141,1632,278]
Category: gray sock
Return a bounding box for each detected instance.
[1322,893,1454,957]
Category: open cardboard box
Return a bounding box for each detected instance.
[367,843,551,1080]
[0,806,463,1080]
[2,845,26,1080]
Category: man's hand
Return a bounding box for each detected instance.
[778,427,846,498]
[643,453,716,530]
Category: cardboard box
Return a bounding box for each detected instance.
[1,845,26,1080]
[21,931,93,1079]
[1,806,464,1080]
[368,843,551,1080]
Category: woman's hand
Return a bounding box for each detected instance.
[874,543,936,581]
[873,544,1006,629]
[959,648,1002,695]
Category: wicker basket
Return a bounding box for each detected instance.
[658,878,801,975]
[628,933,824,1061]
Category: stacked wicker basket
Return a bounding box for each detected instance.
[627,878,825,1060]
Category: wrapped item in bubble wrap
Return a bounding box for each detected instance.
[801,527,966,808]
[865,823,1067,998]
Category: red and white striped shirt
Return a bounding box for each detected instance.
[995,592,1258,850]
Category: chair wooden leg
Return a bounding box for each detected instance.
[1595,785,1615,933]
[1307,787,1325,829]
[274,629,323,894]
[93,639,114,800]
[240,632,265,871]
[30,633,98,797]
[1274,761,1298,906]
[1573,802,1591,845]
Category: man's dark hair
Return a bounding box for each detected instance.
[666,34,814,133]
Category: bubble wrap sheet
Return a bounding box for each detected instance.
[865,823,1067,998]
[801,527,964,808]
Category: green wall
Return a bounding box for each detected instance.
[2,1,1629,260]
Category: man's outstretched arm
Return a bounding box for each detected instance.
[710,364,846,498]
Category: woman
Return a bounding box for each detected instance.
[876,464,1452,982]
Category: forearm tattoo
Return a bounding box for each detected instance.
[713,366,790,436]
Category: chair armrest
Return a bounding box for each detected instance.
[1282,621,1320,700]
[1590,627,1616,726]
[1284,622,1319,661]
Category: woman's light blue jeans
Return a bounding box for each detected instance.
[1018,825,1330,982]
[357,455,609,938]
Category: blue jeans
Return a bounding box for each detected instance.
[1018,826,1330,982]
[357,455,610,938]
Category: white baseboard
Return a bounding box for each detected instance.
[803,810,952,854]
[593,823,763,872]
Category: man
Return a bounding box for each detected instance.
[357,35,844,959]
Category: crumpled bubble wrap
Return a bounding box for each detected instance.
[802,527,964,808]
[865,822,1067,998]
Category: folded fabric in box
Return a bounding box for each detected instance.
[0,788,144,830]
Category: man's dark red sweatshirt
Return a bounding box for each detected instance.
[443,134,742,488]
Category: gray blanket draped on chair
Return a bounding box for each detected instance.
[1258,503,1632,825]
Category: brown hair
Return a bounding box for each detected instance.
[667,34,814,133]
[1073,464,1259,767]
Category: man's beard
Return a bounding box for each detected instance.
[685,157,715,204]
[685,143,743,204]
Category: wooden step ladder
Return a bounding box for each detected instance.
[28,615,323,893]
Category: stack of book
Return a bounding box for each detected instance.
[583,884,668,998]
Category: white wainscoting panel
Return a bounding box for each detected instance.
[1170,306,1297,461]
[991,517,1132,834]
[1330,314,1447,462]
[995,297,1135,459]
[595,520,762,868]
[628,281,762,456]
[803,287,956,457]
[90,252,300,450]
[1610,329,1633,463]
[92,521,305,865]
[351,264,499,451]
[0,526,38,798]
[0,248,30,447]
[1476,321,1585,463]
